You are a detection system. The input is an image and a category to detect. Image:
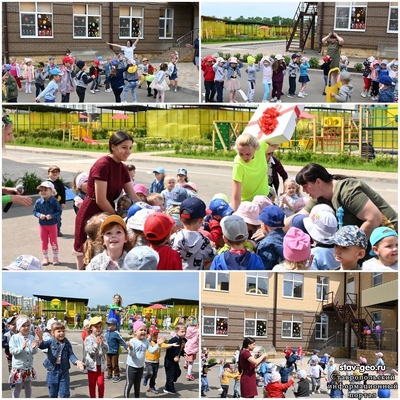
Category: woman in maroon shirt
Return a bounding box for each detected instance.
[238,337,267,397]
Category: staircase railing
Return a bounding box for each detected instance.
[176,28,199,52]
[321,332,345,350]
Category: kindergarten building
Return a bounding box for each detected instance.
[2,1,199,61]
[201,272,398,366]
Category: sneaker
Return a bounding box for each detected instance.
[58,231,63,237]
[371,96,377,101]
[367,93,372,97]
[201,393,206,397]
[303,92,308,96]
[104,375,112,380]
[287,94,294,98]
[90,90,95,94]
[95,89,100,92]
[298,92,305,97]
[262,99,269,103]
[317,390,321,394]
[361,91,367,98]
[148,387,158,394]
[322,92,326,95]
[113,376,121,383]
[143,377,148,386]
[218,388,224,391]
[163,388,177,394]
[138,85,141,89]
[270,97,277,102]
[184,362,188,369]
[10,383,15,391]
[276,99,282,103]
[186,374,195,381]
[147,93,153,97]
[42,258,50,266]
[153,95,157,99]
[174,88,178,92]
[53,257,60,266]
[311,392,315,395]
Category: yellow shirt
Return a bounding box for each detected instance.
[221,371,239,384]
[145,340,168,363]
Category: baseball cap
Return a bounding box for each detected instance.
[313,349,320,354]
[267,363,276,372]
[7,316,17,325]
[330,225,368,249]
[122,246,159,270]
[144,212,175,241]
[50,68,63,76]
[340,71,352,82]
[37,62,45,68]
[180,198,207,219]
[142,58,149,62]
[49,56,55,60]
[292,53,300,59]
[368,56,375,63]
[148,325,159,335]
[216,57,225,63]
[4,255,42,271]
[375,352,384,357]
[48,165,61,172]
[76,60,85,70]
[221,215,248,242]
[212,193,229,203]
[153,167,166,174]
[62,56,74,64]
[106,318,118,325]
[270,372,281,383]
[94,60,100,66]
[280,361,286,368]
[209,199,234,217]
[223,363,231,369]
[37,181,55,191]
[177,168,188,176]
[379,75,393,86]
[111,59,119,66]
[298,370,307,379]
[127,209,155,231]
[275,54,284,60]
[381,59,389,65]
[134,184,147,196]
[100,215,127,235]
[303,211,338,244]
[234,201,261,226]
[127,203,143,219]
[88,316,105,327]
[168,187,188,206]
[256,205,285,227]
[369,227,398,256]
[283,227,311,262]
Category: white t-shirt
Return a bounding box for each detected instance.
[362,258,398,271]
[121,45,135,63]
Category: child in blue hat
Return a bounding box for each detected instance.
[149,167,166,194]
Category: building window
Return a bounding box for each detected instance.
[388,3,398,33]
[73,4,101,38]
[334,2,367,31]
[246,272,269,296]
[283,273,303,299]
[119,6,143,39]
[244,311,267,337]
[282,313,302,339]
[159,8,174,39]
[372,272,382,287]
[20,2,53,38]
[316,314,329,339]
[204,272,229,292]
[202,307,228,336]
[371,311,382,329]
[316,277,329,301]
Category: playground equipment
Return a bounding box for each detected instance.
[212,121,242,151]
[59,122,98,145]
[325,68,342,103]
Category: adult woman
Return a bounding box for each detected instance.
[2,113,32,208]
[106,34,141,63]
[231,133,278,211]
[186,33,199,71]
[74,131,140,269]
[321,31,344,84]
[294,163,397,238]
[238,337,267,398]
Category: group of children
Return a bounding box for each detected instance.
[2,312,198,397]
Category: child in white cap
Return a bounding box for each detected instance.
[293,369,309,397]
[265,370,295,398]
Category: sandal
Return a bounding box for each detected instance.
[42,258,49,266]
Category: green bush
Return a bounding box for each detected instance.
[223,53,231,60]
[255,53,264,63]
[133,127,147,138]
[284,56,290,65]
[21,172,42,194]
[2,175,18,187]
[92,128,110,140]
[233,53,241,61]
[309,57,320,68]
[270,54,275,60]
[217,51,224,58]
[354,62,363,72]
[136,141,146,152]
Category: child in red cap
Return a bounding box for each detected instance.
[201,55,216,102]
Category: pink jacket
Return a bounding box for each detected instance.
[184,326,199,355]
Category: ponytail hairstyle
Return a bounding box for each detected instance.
[296,163,350,186]
[272,59,280,73]
[238,337,256,374]
[83,212,110,266]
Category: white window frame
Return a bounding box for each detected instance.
[372,272,382,287]
[282,314,303,339]
[202,308,229,336]
[245,272,269,296]
[19,2,53,39]
[387,3,398,33]
[334,2,367,32]
[244,311,268,338]
[283,273,303,299]
[73,4,102,39]
[159,8,174,39]
[119,6,144,39]
[204,272,230,292]
[315,314,329,340]
[316,276,329,302]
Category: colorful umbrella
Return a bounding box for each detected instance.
[111,113,130,120]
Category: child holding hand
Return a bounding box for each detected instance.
[223,57,243,103]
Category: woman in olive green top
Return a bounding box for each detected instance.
[322,31,344,84]
[293,163,397,239]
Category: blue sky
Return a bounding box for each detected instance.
[201,1,298,19]
[3,272,199,307]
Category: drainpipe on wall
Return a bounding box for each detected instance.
[318,1,324,54]
[109,3,113,45]
[3,2,9,62]
[273,273,278,349]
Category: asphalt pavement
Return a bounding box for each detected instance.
[1,329,199,398]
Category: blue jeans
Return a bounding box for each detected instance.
[44,99,55,103]
[123,81,139,102]
[263,83,271,101]
[215,81,224,102]
[201,377,209,393]
[46,365,70,398]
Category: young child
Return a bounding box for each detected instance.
[9,57,22,91]
[116,195,133,218]
[265,371,295,398]
[8,315,39,398]
[340,55,349,72]
[309,359,326,394]
[326,370,344,398]
[134,184,147,202]
[273,227,311,271]
[86,215,132,270]
[84,316,109,398]
[375,352,385,374]
[104,318,128,382]
[260,55,273,103]
[293,369,309,397]
[330,225,368,270]
[176,168,189,186]
[256,205,286,270]
[378,74,394,103]
[127,208,154,248]
[201,353,220,397]
[33,68,63,103]
[223,57,244,103]
[144,212,182,270]
[37,321,85,397]
[75,61,95,103]
[362,227,398,271]
[298,57,310,98]
[271,55,286,103]
[126,164,136,186]
[287,53,300,98]
[89,59,102,94]
[21,58,34,94]
[202,55,216,102]
[330,71,354,102]
[183,316,199,381]
[104,59,131,103]
[303,208,340,270]
[2,316,17,378]
[370,59,381,100]
[286,349,301,371]
[213,57,226,102]
[47,165,66,236]
[34,62,47,97]
[167,51,179,92]
[164,322,186,395]
[125,320,166,398]
[321,56,332,95]
[388,59,398,101]
[138,57,156,96]
[221,363,239,397]
[172,197,217,269]
[279,179,301,218]
[246,56,260,103]
[325,357,338,381]
[150,167,166,193]
[211,215,264,270]
[60,55,75,103]
[46,56,59,77]
[361,56,374,97]
[103,57,112,93]
[33,181,62,266]
[72,172,88,214]
[147,193,165,211]
[122,57,140,103]
[150,62,169,103]
[161,175,176,206]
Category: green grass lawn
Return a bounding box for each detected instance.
[202,37,286,44]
